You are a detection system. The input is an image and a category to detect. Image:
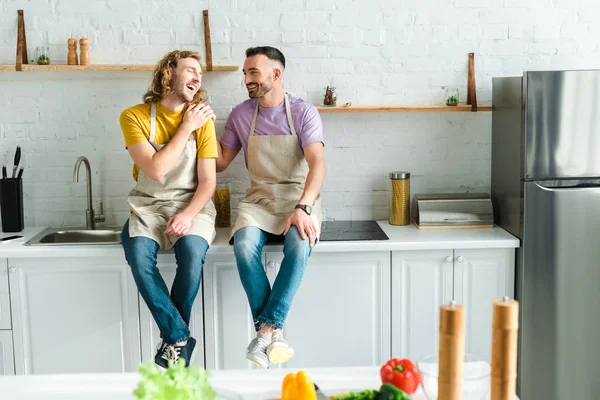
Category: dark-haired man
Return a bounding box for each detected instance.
[216,46,326,369]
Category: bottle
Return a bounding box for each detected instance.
[67,38,78,65]
[389,171,410,225]
[79,38,90,65]
[213,179,231,228]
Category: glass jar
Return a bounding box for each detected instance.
[445,87,459,106]
[389,171,410,226]
[35,46,51,65]
[323,85,337,107]
[213,179,231,228]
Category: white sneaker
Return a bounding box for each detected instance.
[267,329,295,365]
[245,333,270,369]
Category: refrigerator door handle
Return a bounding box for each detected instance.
[532,181,600,191]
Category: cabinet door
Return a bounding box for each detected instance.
[267,251,391,368]
[9,257,141,374]
[203,254,257,370]
[453,248,515,362]
[0,259,10,329]
[0,331,14,375]
[391,250,454,362]
[138,254,205,367]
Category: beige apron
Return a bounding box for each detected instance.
[230,94,322,241]
[127,103,216,250]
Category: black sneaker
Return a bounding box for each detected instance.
[154,337,197,369]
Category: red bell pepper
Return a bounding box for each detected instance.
[380,358,420,395]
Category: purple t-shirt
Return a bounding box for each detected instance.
[221,93,324,166]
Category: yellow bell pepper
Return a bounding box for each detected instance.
[281,370,317,400]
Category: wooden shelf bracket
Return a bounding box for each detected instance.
[15,10,28,71]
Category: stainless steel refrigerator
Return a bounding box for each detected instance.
[492,70,600,400]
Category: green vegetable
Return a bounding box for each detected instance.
[331,389,378,400]
[375,383,411,400]
[133,358,216,400]
[332,384,411,400]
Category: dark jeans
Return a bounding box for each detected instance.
[121,219,209,344]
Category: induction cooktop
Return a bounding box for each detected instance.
[319,220,389,241]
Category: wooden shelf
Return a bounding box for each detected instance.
[0,64,239,72]
[315,104,492,112]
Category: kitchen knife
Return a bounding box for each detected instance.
[1,165,6,180]
[314,383,330,400]
[12,145,21,178]
[16,167,24,179]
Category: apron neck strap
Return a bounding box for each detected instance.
[150,103,157,142]
[249,93,297,137]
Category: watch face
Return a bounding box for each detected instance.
[306,205,312,215]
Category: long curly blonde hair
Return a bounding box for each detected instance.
[143,50,208,104]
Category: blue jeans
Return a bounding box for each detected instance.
[233,226,314,331]
[121,219,209,344]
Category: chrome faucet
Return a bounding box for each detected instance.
[73,156,105,230]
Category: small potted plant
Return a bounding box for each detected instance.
[445,88,459,106]
[35,46,51,65]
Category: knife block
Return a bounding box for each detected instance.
[0,178,24,232]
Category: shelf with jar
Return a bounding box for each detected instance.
[4,9,239,73]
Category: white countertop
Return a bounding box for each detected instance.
[0,221,519,259]
[0,366,519,400]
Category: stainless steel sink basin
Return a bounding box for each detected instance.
[26,226,122,246]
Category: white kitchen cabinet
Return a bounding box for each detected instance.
[267,251,391,368]
[138,253,205,368]
[0,259,11,329]
[391,250,454,363]
[8,257,141,374]
[203,254,257,371]
[0,331,15,375]
[453,248,515,362]
[391,248,515,364]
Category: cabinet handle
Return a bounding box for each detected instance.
[446,256,453,262]
[456,256,464,262]
[9,266,16,273]
[267,261,275,268]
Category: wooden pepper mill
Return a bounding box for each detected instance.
[79,38,90,65]
[67,38,78,65]
[437,301,465,400]
[491,297,519,400]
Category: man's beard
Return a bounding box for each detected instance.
[171,76,195,103]
[247,77,273,99]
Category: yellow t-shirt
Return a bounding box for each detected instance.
[120,102,218,181]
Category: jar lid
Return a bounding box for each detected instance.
[389,171,410,179]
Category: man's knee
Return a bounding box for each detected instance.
[176,235,209,264]
[123,237,158,274]
[284,226,311,257]
[233,228,262,261]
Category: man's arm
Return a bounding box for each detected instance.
[127,103,215,181]
[216,141,240,172]
[165,157,216,236]
[283,142,326,247]
[297,142,326,206]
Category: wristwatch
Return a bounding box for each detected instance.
[295,204,312,216]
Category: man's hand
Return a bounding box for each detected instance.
[165,211,194,236]
[182,103,216,132]
[284,208,317,247]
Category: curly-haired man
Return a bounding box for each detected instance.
[119,50,217,369]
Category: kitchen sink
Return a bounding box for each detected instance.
[25,226,122,246]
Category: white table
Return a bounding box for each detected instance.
[0,366,519,400]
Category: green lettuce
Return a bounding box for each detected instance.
[133,358,217,400]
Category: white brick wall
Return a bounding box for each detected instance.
[1,0,600,228]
